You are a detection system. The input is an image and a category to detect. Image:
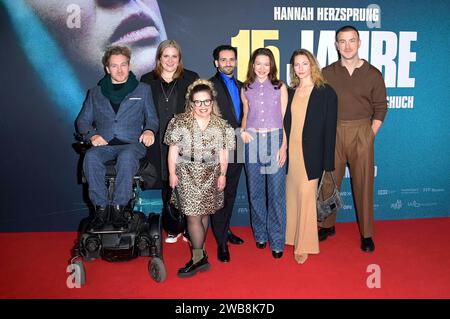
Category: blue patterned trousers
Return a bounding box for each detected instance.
[244,129,286,252]
[83,143,146,206]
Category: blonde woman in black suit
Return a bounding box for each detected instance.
[284,49,337,264]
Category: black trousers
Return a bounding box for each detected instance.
[161,181,171,208]
[210,162,243,246]
[161,181,178,235]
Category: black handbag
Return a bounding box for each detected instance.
[161,187,186,235]
[317,171,343,222]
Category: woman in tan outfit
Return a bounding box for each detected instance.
[284,49,337,264]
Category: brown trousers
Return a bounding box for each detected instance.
[318,118,375,238]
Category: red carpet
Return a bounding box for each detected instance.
[1,218,449,299]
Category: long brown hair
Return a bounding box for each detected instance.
[154,39,184,80]
[289,49,325,88]
[244,48,282,90]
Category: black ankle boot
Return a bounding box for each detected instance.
[318,226,336,242]
[111,205,128,229]
[90,205,107,230]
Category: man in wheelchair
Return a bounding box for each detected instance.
[76,45,159,231]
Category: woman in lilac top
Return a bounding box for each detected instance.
[240,48,288,258]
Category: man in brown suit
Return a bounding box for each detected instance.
[319,25,387,252]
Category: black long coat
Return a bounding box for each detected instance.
[140,69,199,187]
[284,84,338,180]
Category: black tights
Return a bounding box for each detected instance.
[187,215,209,250]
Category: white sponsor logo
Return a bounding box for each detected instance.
[407,201,438,208]
[401,188,419,194]
[423,188,445,193]
[378,189,396,196]
[391,200,402,210]
[237,208,249,215]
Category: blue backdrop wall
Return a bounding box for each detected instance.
[0,0,449,231]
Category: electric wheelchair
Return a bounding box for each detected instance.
[69,134,166,284]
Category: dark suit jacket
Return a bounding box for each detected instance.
[209,72,242,128]
[284,84,338,180]
[140,69,199,185]
[140,69,199,116]
[76,82,159,144]
[209,72,243,163]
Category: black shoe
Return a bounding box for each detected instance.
[217,244,230,263]
[361,237,375,252]
[177,256,211,278]
[256,241,267,249]
[227,230,244,245]
[272,250,283,259]
[90,206,107,230]
[318,226,336,242]
[111,205,128,229]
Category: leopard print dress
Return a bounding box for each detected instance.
[164,112,235,216]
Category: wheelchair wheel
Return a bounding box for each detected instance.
[148,257,166,283]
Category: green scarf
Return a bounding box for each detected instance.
[99,71,139,104]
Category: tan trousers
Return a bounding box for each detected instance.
[318,118,375,238]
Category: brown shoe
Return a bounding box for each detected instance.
[294,253,308,264]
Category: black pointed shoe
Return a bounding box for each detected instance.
[272,250,283,259]
[256,241,267,249]
[217,244,230,263]
[361,237,375,252]
[227,230,244,245]
[177,256,211,278]
[318,226,336,242]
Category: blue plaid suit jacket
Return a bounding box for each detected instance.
[76,82,159,144]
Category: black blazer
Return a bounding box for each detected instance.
[140,69,199,115]
[140,69,199,186]
[209,72,243,163]
[209,72,243,129]
[284,84,337,180]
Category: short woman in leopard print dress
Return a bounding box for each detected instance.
[164,79,235,277]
